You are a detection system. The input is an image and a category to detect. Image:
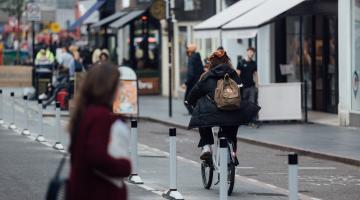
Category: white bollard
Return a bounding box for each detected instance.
[9,92,16,130]
[288,153,298,200]
[35,99,45,142]
[53,102,64,150]
[0,89,4,125]
[21,95,30,136]
[163,128,184,200]
[128,120,143,184]
[219,138,228,200]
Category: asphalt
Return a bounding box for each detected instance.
[139,96,360,166]
[1,89,359,199]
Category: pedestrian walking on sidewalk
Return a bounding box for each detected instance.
[183,43,204,114]
[236,47,259,127]
[186,49,260,160]
[67,62,131,200]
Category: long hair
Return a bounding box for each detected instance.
[68,61,120,152]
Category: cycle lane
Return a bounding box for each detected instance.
[135,143,318,200]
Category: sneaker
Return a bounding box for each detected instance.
[200,145,211,160]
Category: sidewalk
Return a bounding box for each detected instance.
[139,96,360,166]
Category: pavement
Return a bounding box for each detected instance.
[139,96,360,166]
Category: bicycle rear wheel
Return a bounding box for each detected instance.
[227,163,235,195]
[201,160,213,189]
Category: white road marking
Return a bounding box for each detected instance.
[299,167,336,170]
[138,143,321,200]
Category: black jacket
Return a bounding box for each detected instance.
[186,52,204,87]
[187,64,260,129]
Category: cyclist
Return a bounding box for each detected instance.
[186,49,260,161]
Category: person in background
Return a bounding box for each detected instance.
[236,47,259,127]
[35,47,55,66]
[67,62,131,200]
[182,43,204,114]
[99,51,110,62]
[58,46,75,77]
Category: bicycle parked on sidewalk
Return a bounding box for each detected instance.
[201,127,237,196]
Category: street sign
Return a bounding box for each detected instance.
[27,3,41,22]
[50,22,61,33]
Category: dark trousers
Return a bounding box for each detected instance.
[242,86,258,122]
[198,126,239,152]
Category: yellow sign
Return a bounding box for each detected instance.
[50,22,61,33]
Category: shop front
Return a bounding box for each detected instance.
[350,0,360,125]
[109,10,162,95]
[274,0,339,114]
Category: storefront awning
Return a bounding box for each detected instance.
[91,11,128,29]
[69,0,105,30]
[109,10,145,29]
[222,0,306,34]
[194,0,266,38]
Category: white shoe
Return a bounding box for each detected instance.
[200,145,211,160]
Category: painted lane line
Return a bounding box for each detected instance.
[138,143,321,200]
[299,167,336,170]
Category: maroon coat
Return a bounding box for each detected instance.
[67,105,131,200]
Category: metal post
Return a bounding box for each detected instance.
[166,0,174,118]
[53,102,64,150]
[163,128,184,200]
[304,81,308,123]
[21,95,30,136]
[9,92,16,130]
[35,99,45,142]
[220,138,228,200]
[0,89,3,125]
[288,153,298,200]
[128,120,143,184]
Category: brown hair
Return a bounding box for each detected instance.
[208,49,232,69]
[247,47,256,52]
[68,61,120,151]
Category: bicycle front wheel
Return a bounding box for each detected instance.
[201,161,213,189]
[228,163,235,195]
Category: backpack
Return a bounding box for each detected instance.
[214,73,241,111]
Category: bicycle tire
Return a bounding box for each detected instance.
[201,161,213,189]
[227,163,235,196]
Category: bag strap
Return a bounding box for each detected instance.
[54,153,68,179]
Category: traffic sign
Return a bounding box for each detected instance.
[50,22,61,33]
[27,3,41,21]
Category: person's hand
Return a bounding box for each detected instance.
[181,84,186,90]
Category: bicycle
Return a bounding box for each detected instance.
[201,127,238,196]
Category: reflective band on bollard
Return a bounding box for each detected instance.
[219,138,228,200]
[53,102,64,150]
[288,153,298,200]
[35,99,45,142]
[9,92,16,130]
[128,120,143,184]
[21,95,30,136]
[163,128,184,200]
[0,89,4,125]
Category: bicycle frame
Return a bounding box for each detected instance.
[210,127,235,173]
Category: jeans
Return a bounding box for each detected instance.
[198,126,239,152]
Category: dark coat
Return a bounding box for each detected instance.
[186,52,204,88]
[187,64,260,129]
[68,105,131,200]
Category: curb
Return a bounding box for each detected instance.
[138,116,360,167]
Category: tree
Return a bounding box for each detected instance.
[0,0,27,64]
